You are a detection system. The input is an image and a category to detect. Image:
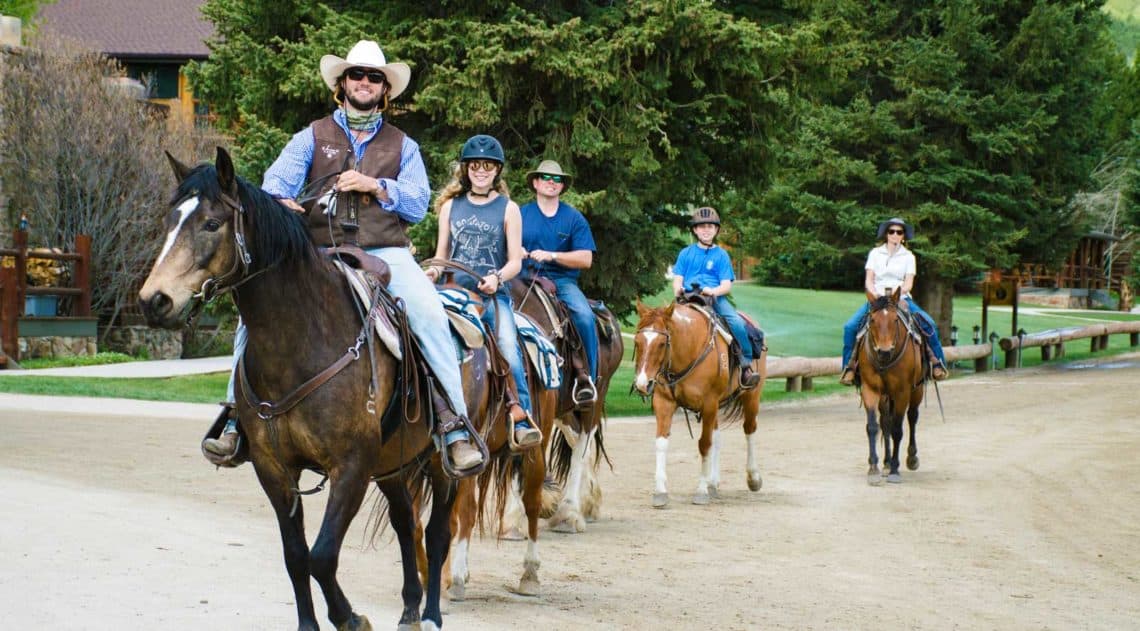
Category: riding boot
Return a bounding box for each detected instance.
[431,390,486,478]
[201,403,248,468]
[507,403,542,452]
[736,347,761,390]
[839,357,858,386]
[927,344,949,380]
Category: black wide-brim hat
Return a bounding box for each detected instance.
[876,217,914,240]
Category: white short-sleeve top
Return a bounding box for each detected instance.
[865,244,916,297]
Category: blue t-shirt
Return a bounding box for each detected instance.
[519,201,596,282]
[673,243,735,292]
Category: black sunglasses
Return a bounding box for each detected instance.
[345,68,386,84]
[539,174,563,183]
[886,228,905,235]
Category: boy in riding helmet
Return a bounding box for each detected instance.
[671,207,762,389]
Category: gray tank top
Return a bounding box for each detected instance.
[447,194,508,288]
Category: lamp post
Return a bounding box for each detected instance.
[949,325,959,368]
[972,325,981,346]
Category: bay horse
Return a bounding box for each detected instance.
[411,260,555,600]
[510,279,624,533]
[139,148,454,631]
[632,300,766,507]
[856,287,925,485]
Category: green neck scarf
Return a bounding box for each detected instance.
[346,111,382,132]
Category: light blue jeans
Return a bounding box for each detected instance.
[480,289,531,415]
[841,296,946,367]
[227,246,471,445]
[713,296,754,361]
[554,277,599,381]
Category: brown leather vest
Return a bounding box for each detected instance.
[304,116,409,248]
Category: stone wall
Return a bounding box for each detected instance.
[99,325,183,360]
[18,336,96,359]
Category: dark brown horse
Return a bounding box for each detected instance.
[632,300,766,507]
[856,287,925,485]
[412,262,556,600]
[139,148,454,631]
[511,279,624,533]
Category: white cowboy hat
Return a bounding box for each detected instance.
[319,40,411,99]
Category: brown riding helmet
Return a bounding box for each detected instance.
[689,206,721,227]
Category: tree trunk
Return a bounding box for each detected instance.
[914,275,954,340]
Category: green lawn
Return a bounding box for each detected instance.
[2,284,1137,415]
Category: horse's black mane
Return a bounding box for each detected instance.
[870,295,892,311]
[175,163,316,273]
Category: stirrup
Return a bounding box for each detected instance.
[571,376,597,407]
[432,394,489,478]
[507,408,542,452]
[201,403,248,468]
[839,367,857,386]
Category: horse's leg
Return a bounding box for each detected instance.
[580,429,603,522]
[886,404,905,483]
[743,389,763,492]
[706,427,722,499]
[377,480,425,631]
[498,476,526,540]
[448,477,476,602]
[906,403,920,470]
[309,470,373,631]
[862,391,882,486]
[420,467,456,631]
[516,446,545,596]
[692,404,718,505]
[255,463,320,630]
[652,395,677,508]
[549,424,595,533]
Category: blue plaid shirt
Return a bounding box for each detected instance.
[261,109,431,224]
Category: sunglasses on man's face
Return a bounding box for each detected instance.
[345,68,386,84]
[887,228,905,235]
[538,174,564,183]
[467,160,500,173]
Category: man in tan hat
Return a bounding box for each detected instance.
[203,40,486,475]
[519,159,600,405]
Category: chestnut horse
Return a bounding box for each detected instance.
[412,261,556,600]
[632,300,766,507]
[139,148,454,631]
[511,279,624,533]
[856,287,925,485]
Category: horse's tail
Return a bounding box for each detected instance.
[474,443,519,538]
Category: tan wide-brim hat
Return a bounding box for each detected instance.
[320,40,411,99]
[526,159,573,190]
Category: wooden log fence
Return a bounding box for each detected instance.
[763,323,1139,392]
[0,230,93,365]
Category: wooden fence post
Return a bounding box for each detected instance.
[0,267,18,361]
[74,234,92,316]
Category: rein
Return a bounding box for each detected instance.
[863,306,913,374]
[183,191,259,325]
[639,306,717,391]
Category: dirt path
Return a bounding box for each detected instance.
[2,360,1138,630]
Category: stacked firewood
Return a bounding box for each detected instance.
[25,249,67,286]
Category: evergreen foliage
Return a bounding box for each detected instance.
[185,0,810,316]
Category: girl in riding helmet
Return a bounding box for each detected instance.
[671,206,761,389]
[426,134,542,450]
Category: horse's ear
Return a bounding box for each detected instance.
[166,151,193,183]
[890,286,902,303]
[664,302,675,318]
[215,146,238,195]
[636,299,649,319]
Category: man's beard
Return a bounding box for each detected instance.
[346,91,383,112]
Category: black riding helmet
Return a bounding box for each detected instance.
[460,134,505,163]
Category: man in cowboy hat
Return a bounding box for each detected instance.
[203,40,486,474]
[519,159,601,405]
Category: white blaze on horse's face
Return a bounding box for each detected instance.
[155,196,201,267]
[633,330,661,392]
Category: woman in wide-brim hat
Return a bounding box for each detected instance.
[838,217,948,385]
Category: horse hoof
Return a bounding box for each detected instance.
[867,473,883,486]
[887,473,902,484]
[420,622,439,631]
[344,614,373,631]
[707,485,720,499]
[515,577,541,596]
[907,456,919,471]
[747,474,762,492]
[652,492,669,508]
[551,514,586,533]
[447,580,466,602]
[691,492,710,506]
[396,619,418,631]
[499,526,526,541]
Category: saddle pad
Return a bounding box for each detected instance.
[333,261,402,360]
[531,284,566,339]
[514,311,563,389]
[688,304,735,346]
[437,288,486,349]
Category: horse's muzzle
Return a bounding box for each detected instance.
[138,290,181,329]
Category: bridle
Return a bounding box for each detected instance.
[181,190,256,325]
[635,306,717,395]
